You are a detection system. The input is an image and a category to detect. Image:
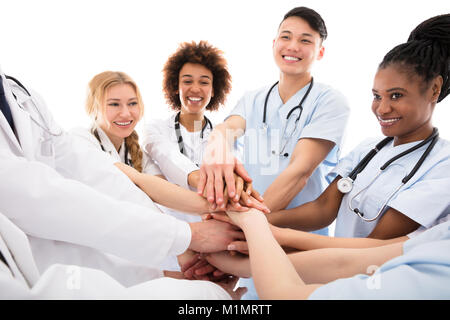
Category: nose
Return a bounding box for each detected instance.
[374,97,392,115]
[119,105,132,117]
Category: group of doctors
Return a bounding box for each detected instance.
[1,6,450,299]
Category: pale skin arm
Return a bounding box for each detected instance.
[115,162,210,214]
[198,115,251,205]
[263,137,335,212]
[209,209,404,299]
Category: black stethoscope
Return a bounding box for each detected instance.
[92,128,132,167]
[263,77,314,158]
[3,75,63,136]
[174,111,212,166]
[337,127,439,222]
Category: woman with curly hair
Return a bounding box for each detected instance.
[131,41,267,225]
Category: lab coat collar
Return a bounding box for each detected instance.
[0,73,30,156]
[167,112,213,135]
[94,126,127,163]
[0,213,40,288]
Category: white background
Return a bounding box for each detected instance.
[1,0,449,155]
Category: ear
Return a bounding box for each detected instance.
[316,45,325,61]
[430,75,443,103]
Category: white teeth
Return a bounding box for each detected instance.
[378,117,400,123]
[188,97,202,101]
[114,121,132,126]
[283,56,300,61]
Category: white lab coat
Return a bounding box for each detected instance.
[0,212,230,299]
[70,126,163,176]
[0,70,191,274]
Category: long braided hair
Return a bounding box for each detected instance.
[86,71,144,172]
[379,14,450,103]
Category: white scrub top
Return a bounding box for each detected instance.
[330,137,450,238]
[70,126,162,176]
[143,114,214,270]
[230,81,350,214]
[143,113,212,190]
[309,219,450,299]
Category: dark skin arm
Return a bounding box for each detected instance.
[267,177,344,231]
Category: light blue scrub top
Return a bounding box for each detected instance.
[329,137,450,238]
[229,81,350,233]
[309,219,450,299]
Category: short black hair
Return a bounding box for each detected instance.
[379,14,450,103]
[281,7,328,41]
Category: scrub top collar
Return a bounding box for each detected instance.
[272,81,314,122]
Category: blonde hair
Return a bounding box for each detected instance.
[86,71,144,172]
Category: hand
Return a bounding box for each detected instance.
[215,275,247,300]
[114,162,140,183]
[188,219,245,253]
[205,251,251,278]
[180,252,227,281]
[226,208,267,230]
[198,133,251,205]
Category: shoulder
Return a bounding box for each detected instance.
[145,115,173,135]
[311,81,350,111]
[69,126,100,148]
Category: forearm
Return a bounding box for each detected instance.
[241,213,314,299]
[274,226,407,251]
[134,173,209,214]
[288,242,404,285]
[263,166,310,212]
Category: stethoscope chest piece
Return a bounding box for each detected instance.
[337,177,354,194]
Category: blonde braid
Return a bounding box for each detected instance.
[125,130,143,173]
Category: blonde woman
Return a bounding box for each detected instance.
[71,71,220,214]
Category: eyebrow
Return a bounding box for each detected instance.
[280,30,314,37]
[372,87,408,93]
[107,97,137,101]
[181,74,212,80]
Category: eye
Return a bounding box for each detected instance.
[300,39,312,44]
[372,93,381,101]
[108,102,120,107]
[391,92,403,100]
[200,81,211,86]
[128,101,138,107]
[280,35,290,40]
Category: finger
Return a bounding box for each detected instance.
[245,182,253,195]
[213,269,225,277]
[214,167,225,205]
[234,176,244,202]
[180,254,200,273]
[250,187,264,202]
[210,213,232,224]
[227,241,248,253]
[245,196,270,213]
[234,158,252,183]
[202,213,212,221]
[195,264,216,276]
[197,167,207,196]
[234,287,248,300]
[230,230,246,240]
[227,201,249,213]
[223,166,236,200]
[205,168,216,203]
[219,188,229,211]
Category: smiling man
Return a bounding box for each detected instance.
[197,6,350,299]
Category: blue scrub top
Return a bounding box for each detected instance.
[309,219,450,299]
[329,137,450,238]
[229,81,350,213]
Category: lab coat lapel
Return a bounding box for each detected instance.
[6,91,34,159]
[0,76,22,153]
[0,213,40,288]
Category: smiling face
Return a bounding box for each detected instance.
[97,83,141,148]
[273,16,324,78]
[177,63,214,115]
[372,64,440,145]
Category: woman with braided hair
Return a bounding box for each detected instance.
[71,71,226,215]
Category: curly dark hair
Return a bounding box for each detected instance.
[163,41,232,111]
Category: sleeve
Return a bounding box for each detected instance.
[299,88,350,168]
[142,121,198,189]
[388,158,450,229]
[2,264,230,299]
[0,149,191,268]
[326,138,377,183]
[226,94,248,120]
[142,152,163,176]
[69,126,100,149]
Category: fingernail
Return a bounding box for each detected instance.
[227,244,236,250]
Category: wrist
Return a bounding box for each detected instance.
[188,170,200,188]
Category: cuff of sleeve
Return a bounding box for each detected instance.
[168,220,192,257]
